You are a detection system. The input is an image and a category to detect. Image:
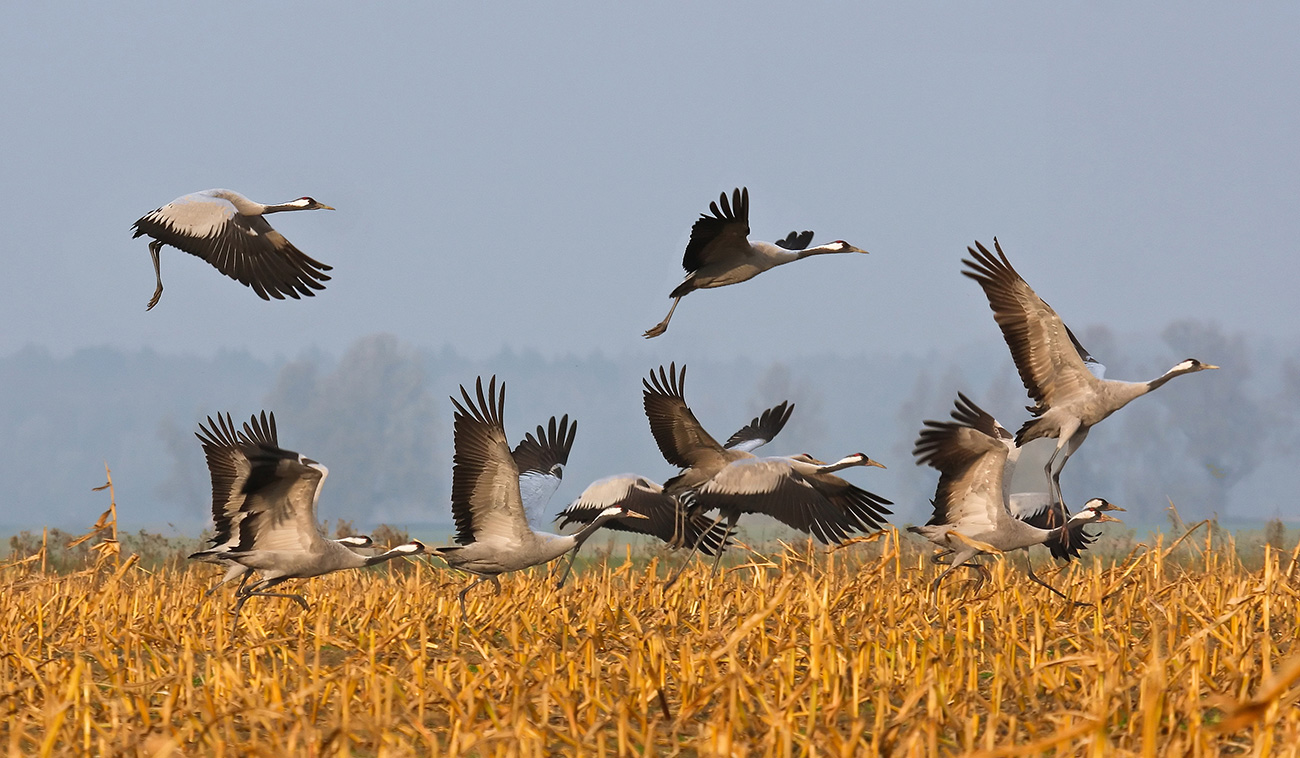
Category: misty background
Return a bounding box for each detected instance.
[2,4,1298,537]
[2,322,1296,536]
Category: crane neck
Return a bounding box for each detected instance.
[570,512,621,549]
[361,542,423,567]
[795,245,854,261]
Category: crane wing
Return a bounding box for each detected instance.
[689,457,881,545]
[774,230,814,251]
[450,377,531,546]
[512,414,577,525]
[681,187,752,273]
[1064,323,1107,379]
[191,410,328,559]
[555,475,730,555]
[913,405,1010,533]
[961,239,1099,423]
[194,412,258,549]
[132,191,332,301]
[723,401,794,453]
[642,363,726,469]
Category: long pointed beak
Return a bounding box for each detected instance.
[1203,364,1220,370]
[864,456,886,469]
[319,204,336,211]
[1097,514,1124,524]
[851,245,869,254]
[624,510,650,520]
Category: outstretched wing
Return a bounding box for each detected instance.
[556,474,731,556]
[681,187,751,273]
[913,398,1010,533]
[132,191,332,300]
[774,230,814,251]
[723,401,794,453]
[449,377,530,546]
[962,239,1099,437]
[512,414,577,524]
[643,363,726,469]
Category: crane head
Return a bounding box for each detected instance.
[609,505,650,520]
[826,240,869,254]
[291,197,336,211]
[1077,498,1125,524]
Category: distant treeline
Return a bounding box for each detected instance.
[1,321,1296,534]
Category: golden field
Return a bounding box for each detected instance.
[3,526,1300,757]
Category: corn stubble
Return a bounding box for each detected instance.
[3,530,1300,757]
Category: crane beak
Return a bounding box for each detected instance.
[1203,364,1220,370]
[865,457,886,469]
[318,203,336,211]
[1096,514,1124,524]
[624,510,651,520]
[849,245,869,254]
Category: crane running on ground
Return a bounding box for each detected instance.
[909,392,1124,601]
[189,411,425,629]
[431,376,646,612]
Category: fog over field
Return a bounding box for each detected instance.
[2,321,1295,536]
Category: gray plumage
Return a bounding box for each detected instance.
[550,399,794,587]
[188,411,424,627]
[512,414,577,526]
[643,187,869,337]
[191,534,374,617]
[556,398,794,549]
[963,238,1218,509]
[909,393,1123,600]
[132,188,334,310]
[640,363,891,586]
[432,377,646,610]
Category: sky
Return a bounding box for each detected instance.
[2,3,1298,366]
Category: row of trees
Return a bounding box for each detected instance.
[2,321,1294,532]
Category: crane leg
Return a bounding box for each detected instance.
[191,568,253,620]
[147,240,165,311]
[555,549,580,589]
[665,511,724,589]
[229,578,304,633]
[708,513,740,577]
[457,574,500,615]
[1025,557,1089,607]
[929,549,955,565]
[927,549,978,602]
[643,296,682,339]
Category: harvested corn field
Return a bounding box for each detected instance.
[3,529,1300,757]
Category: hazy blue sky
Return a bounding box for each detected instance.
[2,4,1296,366]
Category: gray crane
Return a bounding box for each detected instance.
[431,377,647,611]
[677,452,892,581]
[188,411,425,627]
[643,187,869,337]
[191,534,374,618]
[132,188,334,310]
[909,392,1124,601]
[641,363,891,585]
[963,239,1218,508]
[554,400,792,562]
